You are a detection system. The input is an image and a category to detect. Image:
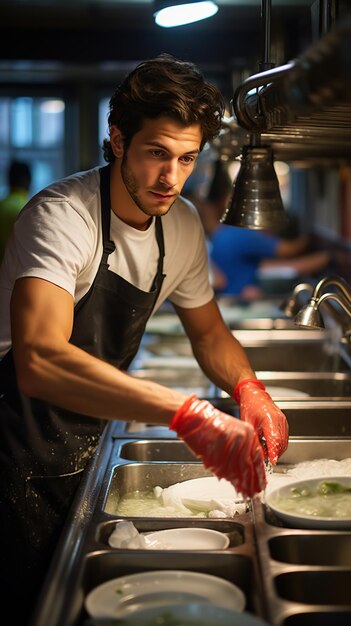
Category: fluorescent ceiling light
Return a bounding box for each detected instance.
[154,1,219,28]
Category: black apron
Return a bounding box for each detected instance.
[0,165,165,623]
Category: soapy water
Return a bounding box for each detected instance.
[272,484,351,518]
[115,459,351,519]
[116,490,248,518]
[116,478,248,518]
[116,491,206,518]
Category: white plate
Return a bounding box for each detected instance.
[266,475,351,529]
[144,527,230,550]
[115,603,270,625]
[161,476,239,512]
[85,570,246,618]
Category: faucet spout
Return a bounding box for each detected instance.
[291,275,351,339]
[311,275,351,305]
[280,282,313,318]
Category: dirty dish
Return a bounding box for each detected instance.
[144,527,230,550]
[85,570,246,618]
[266,475,351,529]
[159,476,240,512]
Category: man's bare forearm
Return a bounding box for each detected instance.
[14,340,187,424]
[191,329,256,397]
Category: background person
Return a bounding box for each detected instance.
[0,55,288,623]
[196,159,331,298]
[0,159,32,262]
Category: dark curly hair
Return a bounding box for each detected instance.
[102,53,225,163]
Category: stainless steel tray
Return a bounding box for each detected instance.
[112,400,351,439]
[31,431,267,626]
[252,494,351,626]
[31,421,351,626]
[114,437,351,466]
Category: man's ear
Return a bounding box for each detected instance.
[110,126,124,158]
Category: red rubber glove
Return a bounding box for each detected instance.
[233,379,289,464]
[170,395,267,499]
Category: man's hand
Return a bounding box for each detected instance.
[234,379,289,464]
[170,395,267,499]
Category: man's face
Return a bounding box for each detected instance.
[111,117,202,223]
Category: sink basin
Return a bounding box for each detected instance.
[104,463,214,516]
[116,433,351,467]
[244,343,347,372]
[268,534,351,566]
[220,372,351,401]
[274,570,351,605]
[212,399,351,436]
[211,398,351,463]
[118,440,198,462]
[130,367,217,396]
[139,332,349,372]
[270,402,351,436]
[142,329,329,358]
[113,398,351,451]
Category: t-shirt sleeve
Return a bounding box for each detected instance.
[168,205,214,309]
[12,198,94,297]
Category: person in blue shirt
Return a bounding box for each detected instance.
[197,159,330,299]
[211,224,281,296]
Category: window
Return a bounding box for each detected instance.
[0,96,66,197]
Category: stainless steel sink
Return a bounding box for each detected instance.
[82,550,255,612]
[130,366,217,396]
[118,440,197,462]
[213,399,351,464]
[224,372,351,401]
[139,334,349,372]
[132,366,336,399]
[268,534,351,566]
[104,462,213,516]
[211,399,351,436]
[270,401,351,437]
[274,570,351,605]
[143,329,330,358]
[115,433,351,467]
[112,400,351,456]
[244,342,347,372]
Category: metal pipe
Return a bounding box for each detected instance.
[233,61,295,132]
[260,0,272,71]
[311,275,351,305]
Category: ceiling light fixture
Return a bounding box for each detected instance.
[154,0,219,28]
[221,142,287,231]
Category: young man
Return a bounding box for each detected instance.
[0,54,288,622]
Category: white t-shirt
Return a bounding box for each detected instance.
[0,167,213,358]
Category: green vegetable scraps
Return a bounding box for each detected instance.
[290,481,351,498]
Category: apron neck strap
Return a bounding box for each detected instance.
[99,165,115,258]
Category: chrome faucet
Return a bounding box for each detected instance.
[281,275,351,342]
[280,282,314,318]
